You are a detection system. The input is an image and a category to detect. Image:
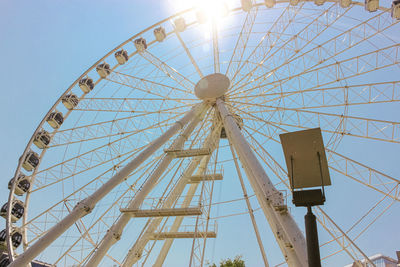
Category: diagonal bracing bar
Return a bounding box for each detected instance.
[216,98,307,267]
[121,122,222,266]
[84,104,208,266]
[9,103,206,267]
[229,141,269,267]
[153,152,216,266]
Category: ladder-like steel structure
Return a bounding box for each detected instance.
[9,100,309,267]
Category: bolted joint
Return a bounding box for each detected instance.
[108,226,122,241]
[74,199,95,215]
[270,190,285,207]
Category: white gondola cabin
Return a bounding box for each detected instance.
[241,0,253,12]
[0,200,24,222]
[62,94,79,110]
[46,111,64,129]
[392,0,400,19]
[79,77,94,93]
[22,151,40,172]
[0,255,10,267]
[365,0,379,11]
[265,0,276,8]
[96,63,111,78]
[134,38,147,52]
[115,49,129,65]
[8,174,31,196]
[174,17,186,32]
[33,130,51,149]
[0,228,22,250]
[154,27,166,42]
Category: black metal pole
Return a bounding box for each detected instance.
[305,206,321,267]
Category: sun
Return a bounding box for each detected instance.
[169,0,232,26]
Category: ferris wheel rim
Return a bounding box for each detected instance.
[4,0,399,265]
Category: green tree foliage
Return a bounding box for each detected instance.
[209,255,245,267]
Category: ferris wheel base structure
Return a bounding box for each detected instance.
[3,0,399,266]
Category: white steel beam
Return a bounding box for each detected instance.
[229,141,269,267]
[212,19,220,74]
[153,159,210,267]
[216,98,307,267]
[84,104,208,267]
[9,103,205,267]
[122,124,221,266]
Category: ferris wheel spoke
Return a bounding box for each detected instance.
[84,106,207,267]
[31,142,151,192]
[6,3,400,266]
[52,188,135,266]
[245,117,400,202]
[83,158,186,266]
[51,108,185,147]
[37,115,178,181]
[243,125,390,266]
[229,2,306,87]
[212,19,220,74]
[174,30,204,78]
[75,98,194,113]
[229,81,400,110]
[152,118,222,266]
[53,201,122,266]
[320,189,397,261]
[121,115,217,266]
[228,139,270,266]
[10,105,205,267]
[24,155,162,241]
[313,207,376,266]
[225,6,258,80]
[233,101,400,144]
[230,2,352,93]
[229,11,399,98]
[139,50,195,92]
[232,43,400,100]
[326,149,400,202]
[108,70,194,101]
[108,70,188,96]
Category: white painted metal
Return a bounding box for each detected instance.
[121,124,221,266]
[149,231,217,239]
[84,104,207,267]
[9,104,204,267]
[212,20,220,74]
[194,73,230,100]
[164,148,212,158]
[153,157,213,267]
[121,207,203,217]
[188,174,223,183]
[229,141,269,267]
[5,2,399,265]
[216,98,307,267]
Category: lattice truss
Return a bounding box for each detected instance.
[3,0,400,267]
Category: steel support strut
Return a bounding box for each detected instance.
[85,104,208,267]
[9,104,205,267]
[216,99,307,267]
[122,124,221,266]
[229,141,270,267]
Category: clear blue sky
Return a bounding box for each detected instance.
[0,1,399,266]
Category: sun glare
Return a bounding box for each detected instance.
[169,0,233,27]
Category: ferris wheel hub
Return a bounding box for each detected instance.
[194,73,230,100]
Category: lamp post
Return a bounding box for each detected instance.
[280,128,331,267]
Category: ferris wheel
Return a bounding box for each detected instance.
[1,0,400,266]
